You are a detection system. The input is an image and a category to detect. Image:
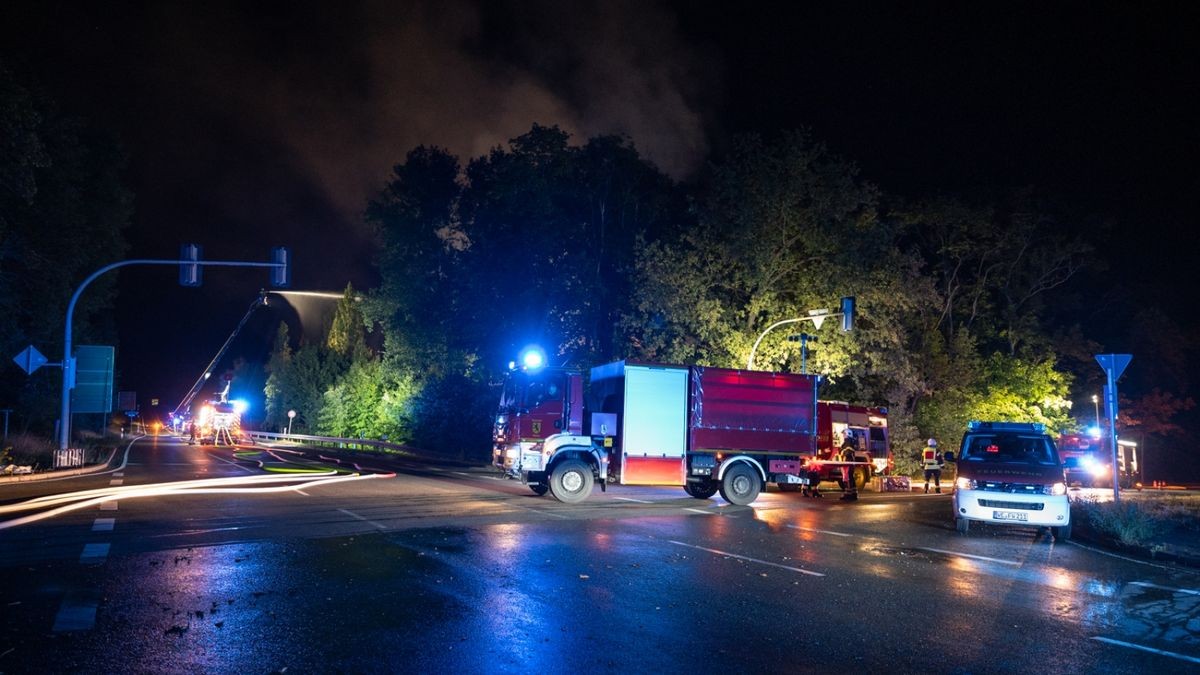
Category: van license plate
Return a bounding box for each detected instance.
[993,510,1027,522]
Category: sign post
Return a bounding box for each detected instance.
[1095,353,1132,503]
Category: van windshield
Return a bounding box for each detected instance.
[961,432,1059,466]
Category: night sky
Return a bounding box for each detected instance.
[4,1,1198,412]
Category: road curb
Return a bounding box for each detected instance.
[1072,523,1200,570]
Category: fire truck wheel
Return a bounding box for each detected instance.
[684,480,719,499]
[719,463,761,506]
[852,466,870,490]
[529,483,549,496]
[956,517,970,535]
[548,459,593,503]
[1052,521,1072,541]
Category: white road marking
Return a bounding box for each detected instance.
[614,497,653,504]
[507,502,571,519]
[453,471,501,481]
[338,508,388,530]
[91,518,115,532]
[1067,540,1182,572]
[1130,581,1200,596]
[668,540,824,577]
[1092,637,1200,665]
[787,524,853,537]
[113,472,124,477]
[917,547,1021,566]
[295,489,310,496]
[52,592,97,631]
[79,543,110,565]
[99,501,117,511]
[684,508,717,515]
[109,479,123,486]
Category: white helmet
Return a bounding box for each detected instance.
[927,438,937,447]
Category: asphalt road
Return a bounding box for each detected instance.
[1,435,1197,673]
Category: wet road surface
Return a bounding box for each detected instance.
[1,436,1197,673]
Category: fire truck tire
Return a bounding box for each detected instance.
[684,480,719,499]
[720,463,761,506]
[852,466,870,490]
[548,459,593,503]
[1052,521,1072,541]
[956,517,970,535]
[529,483,549,496]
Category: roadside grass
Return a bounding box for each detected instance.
[1073,492,1200,547]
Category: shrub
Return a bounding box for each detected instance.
[1075,496,1165,546]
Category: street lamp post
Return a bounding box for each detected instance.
[1092,394,1100,430]
[287,409,296,436]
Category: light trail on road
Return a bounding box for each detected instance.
[0,471,390,530]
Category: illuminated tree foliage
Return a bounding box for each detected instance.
[308,126,1121,465]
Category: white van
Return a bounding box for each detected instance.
[946,421,1071,540]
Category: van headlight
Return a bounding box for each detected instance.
[955,477,977,490]
[1044,482,1067,496]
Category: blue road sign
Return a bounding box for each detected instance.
[12,345,48,375]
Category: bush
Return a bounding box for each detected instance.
[3,433,56,468]
[1075,496,1165,546]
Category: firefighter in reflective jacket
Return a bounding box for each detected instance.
[922,438,943,493]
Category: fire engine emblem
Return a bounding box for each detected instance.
[532,421,542,435]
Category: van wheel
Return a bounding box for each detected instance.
[684,480,719,499]
[548,459,593,504]
[1052,521,1072,541]
[956,517,970,534]
[719,463,761,506]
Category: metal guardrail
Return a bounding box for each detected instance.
[243,430,419,455]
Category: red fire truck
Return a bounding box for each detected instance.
[1058,432,1139,488]
[492,358,890,505]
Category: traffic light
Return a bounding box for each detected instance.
[180,244,202,287]
[270,246,290,288]
[840,296,855,331]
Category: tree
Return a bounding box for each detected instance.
[0,62,131,433]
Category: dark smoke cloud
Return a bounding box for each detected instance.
[143,0,718,231]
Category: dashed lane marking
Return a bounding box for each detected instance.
[109,479,123,486]
[668,540,824,577]
[1130,581,1200,596]
[91,518,115,532]
[338,508,388,530]
[614,497,653,504]
[52,591,99,632]
[112,472,124,477]
[99,501,117,511]
[683,508,718,515]
[787,524,853,537]
[79,543,110,565]
[1092,637,1200,665]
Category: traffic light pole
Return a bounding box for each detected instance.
[59,256,288,450]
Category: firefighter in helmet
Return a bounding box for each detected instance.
[922,437,944,493]
[839,436,859,502]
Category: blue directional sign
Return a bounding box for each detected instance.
[12,345,48,375]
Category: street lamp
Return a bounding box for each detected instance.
[287,409,296,436]
[1092,394,1100,430]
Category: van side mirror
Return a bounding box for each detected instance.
[943,451,956,462]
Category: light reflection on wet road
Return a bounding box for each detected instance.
[1,437,1198,672]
